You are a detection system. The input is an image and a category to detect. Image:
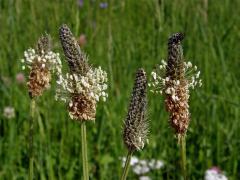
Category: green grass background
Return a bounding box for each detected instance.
[0,0,240,179]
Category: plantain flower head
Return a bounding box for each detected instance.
[56,24,108,121]
[148,33,202,138]
[123,68,148,151]
[21,35,62,98]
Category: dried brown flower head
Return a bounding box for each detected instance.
[68,94,96,121]
[21,35,62,99]
[27,62,51,98]
[123,68,148,151]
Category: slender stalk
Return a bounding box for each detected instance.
[29,99,35,180]
[180,135,187,180]
[120,150,133,180]
[81,121,89,180]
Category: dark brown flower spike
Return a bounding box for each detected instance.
[123,68,148,151]
[36,34,51,55]
[59,24,89,75]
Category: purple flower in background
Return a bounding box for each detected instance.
[77,0,84,7]
[209,167,221,173]
[78,34,87,47]
[99,2,108,9]
[16,72,25,84]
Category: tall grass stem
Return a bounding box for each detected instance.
[29,99,35,180]
[81,121,89,180]
[120,150,133,180]
[180,135,187,180]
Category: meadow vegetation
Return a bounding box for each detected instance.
[0,0,239,179]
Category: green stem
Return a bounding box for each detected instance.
[29,99,35,180]
[180,135,187,180]
[120,150,133,180]
[81,121,89,180]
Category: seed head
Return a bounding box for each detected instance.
[57,25,108,122]
[165,33,190,136]
[148,33,202,139]
[68,93,96,121]
[27,64,51,98]
[166,32,185,80]
[36,34,51,55]
[59,24,89,75]
[21,35,62,98]
[123,68,148,151]
[55,67,108,121]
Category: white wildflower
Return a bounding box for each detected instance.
[148,159,164,170]
[3,106,15,119]
[121,156,139,167]
[132,163,150,175]
[139,176,151,180]
[121,156,164,176]
[130,156,139,165]
[204,168,228,180]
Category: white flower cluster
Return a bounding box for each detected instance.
[183,61,202,89]
[21,48,62,74]
[121,156,164,178]
[55,66,108,103]
[139,176,151,180]
[204,168,228,180]
[148,59,202,98]
[3,106,15,119]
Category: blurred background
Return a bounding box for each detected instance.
[0,0,240,179]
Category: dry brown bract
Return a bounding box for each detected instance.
[68,94,96,121]
[27,62,51,98]
[165,79,189,135]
